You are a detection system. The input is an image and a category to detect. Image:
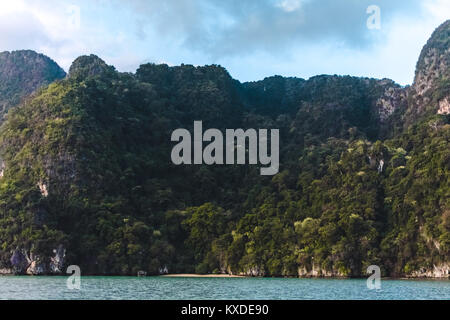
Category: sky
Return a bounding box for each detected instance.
[0,0,448,85]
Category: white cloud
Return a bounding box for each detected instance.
[423,0,450,22]
[0,0,152,72]
[276,0,303,12]
[0,0,447,85]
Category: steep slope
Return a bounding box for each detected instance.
[242,75,406,140]
[405,20,450,123]
[414,20,450,99]
[0,21,448,277]
[0,50,66,120]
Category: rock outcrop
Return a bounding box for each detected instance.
[438,97,450,115]
[68,54,116,80]
[414,20,450,96]
[297,265,347,278]
[49,245,66,273]
[9,246,66,275]
[408,263,450,278]
[10,250,29,274]
[0,50,66,120]
[375,85,408,121]
[409,20,450,117]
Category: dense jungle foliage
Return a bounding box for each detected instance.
[0,50,66,119]
[0,22,448,277]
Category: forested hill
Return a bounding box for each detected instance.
[0,50,66,120]
[0,21,448,277]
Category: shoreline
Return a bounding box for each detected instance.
[1,272,448,280]
[157,274,449,280]
[159,273,245,278]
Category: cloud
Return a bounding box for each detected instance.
[0,0,446,86]
[0,0,149,71]
[276,0,304,13]
[0,11,52,50]
[423,0,450,22]
[122,0,424,57]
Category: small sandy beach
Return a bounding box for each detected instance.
[160,274,245,278]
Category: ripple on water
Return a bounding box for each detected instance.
[0,276,448,300]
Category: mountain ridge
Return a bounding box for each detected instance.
[0,21,448,277]
[0,50,66,120]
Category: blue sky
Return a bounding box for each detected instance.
[0,0,448,85]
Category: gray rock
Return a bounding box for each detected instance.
[26,259,46,275]
[49,245,66,273]
[10,250,29,274]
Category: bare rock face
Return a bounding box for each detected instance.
[411,20,450,115]
[438,97,450,115]
[239,266,265,277]
[49,245,66,273]
[408,263,450,278]
[414,20,450,92]
[10,250,29,274]
[38,181,49,197]
[9,245,66,275]
[0,268,13,274]
[375,86,408,121]
[397,20,450,126]
[0,50,66,120]
[26,259,46,275]
[297,265,347,278]
[0,160,5,178]
[414,48,449,96]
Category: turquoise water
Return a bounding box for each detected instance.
[0,276,449,300]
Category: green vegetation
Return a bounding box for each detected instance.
[0,21,448,277]
[0,50,66,120]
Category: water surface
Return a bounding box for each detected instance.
[0,276,448,300]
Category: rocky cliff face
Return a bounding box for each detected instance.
[408,263,450,278]
[438,96,450,115]
[375,84,408,122]
[408,20,450,118]
[414,20,450,97]
[0,50,66,120]
[368,20,450,130]
[8,245,66,275]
